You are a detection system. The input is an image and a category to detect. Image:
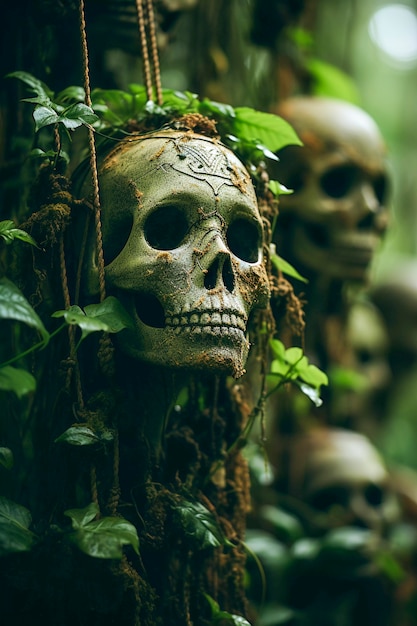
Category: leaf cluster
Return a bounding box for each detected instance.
[8,72,301,174]
[268,339,328,407]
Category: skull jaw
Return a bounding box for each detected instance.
[291,223,379,281]
[116,317,250,379]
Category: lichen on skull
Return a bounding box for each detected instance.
[77,129,270,377]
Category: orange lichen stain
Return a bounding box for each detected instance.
[157,251,173,263]
[230,163,250,194]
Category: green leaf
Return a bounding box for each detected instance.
[268,180,293,197]
[0,220,38,248]
[0,447,14,470]
[204,594,252,625]
[283,347,304,366]
[233,107,302,153]
[0,496,36,555]
[269,339,286,361]
[199,98,235,118]
[298,363,328,388]
[52,297,133,342]
[65,503,140,559]
[0,366,36,397]
[83,296,134,333]
[91,88,136,126]
[175,500,233,549]
[7,71,54,105]
[269,359,292,378]
[0,277,49,342]
[307,58,361,104]
[319,527,376,567]
[259,505,304,543]
[56,85,86,104]
[33,105,60,131]
[59,102,99,130]
[65,502,98,529]
[271,253,308,283]
[55,425,113,446]
[329,366,368,392]
[295,381,324,407]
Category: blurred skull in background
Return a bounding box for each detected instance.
[269,97,390,281]
[277,427,400,536]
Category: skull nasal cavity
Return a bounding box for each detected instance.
[204,255,235,292]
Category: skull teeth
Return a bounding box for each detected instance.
[165,310,246,332]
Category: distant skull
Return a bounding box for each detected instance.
[80,130,270,377]
[285,428,399,535]
[270,97,390,280]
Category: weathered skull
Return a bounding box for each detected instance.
[80,130,269,377]
[269,97,390,280]
[284,428,399,535]
[371,259,417,373]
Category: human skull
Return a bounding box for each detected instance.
[79,130,270,377]
[286,428,399,535]
[371,258,417,373]
[269,97,390,281]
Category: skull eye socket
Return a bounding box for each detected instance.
[320,165,358,198]
[227,218,261,263]
[145,206,188,250]
[364,483,384,507]
[374,174,388,204]
[309,486,349,512]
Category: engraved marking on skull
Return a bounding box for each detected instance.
[169,141,250,196]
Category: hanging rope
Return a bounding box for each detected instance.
[135,0,163,105]
[78,0,106,303]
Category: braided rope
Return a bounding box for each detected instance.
[146,0,163,105]
[136,0,163,105]
[136,0,153,101]
[78,0,106,303]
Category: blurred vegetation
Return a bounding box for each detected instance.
[1,1,417,625]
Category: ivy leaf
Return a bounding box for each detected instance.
[65,502,98,529]
[0,447,14,470]
[0,366,36,397]
[52,305,108,340]
[91,88,136,126]
[268,180,293,196]
[28,148,70,164]
[0,220,39,248]
[233,107,302,153]
[33,105,60,131]
[52,297,133,342]
[258,505,304,543]
[284,347,305,366]
[175,500,233,549]
[0,497,36,556]
[267,339,328,405]
[0,277,49,343]
[295,381,324,407]
[307,58,361,104]
[56,85,86,104]
[298,363,328,388]
[83,297,134,333]
[55,425,114,446]
[65,503,140,559]
[7,71,54,105]
[59,102,99,130]
[271,253,308,283]
[199,98,235,118]
[204,594,252,625]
